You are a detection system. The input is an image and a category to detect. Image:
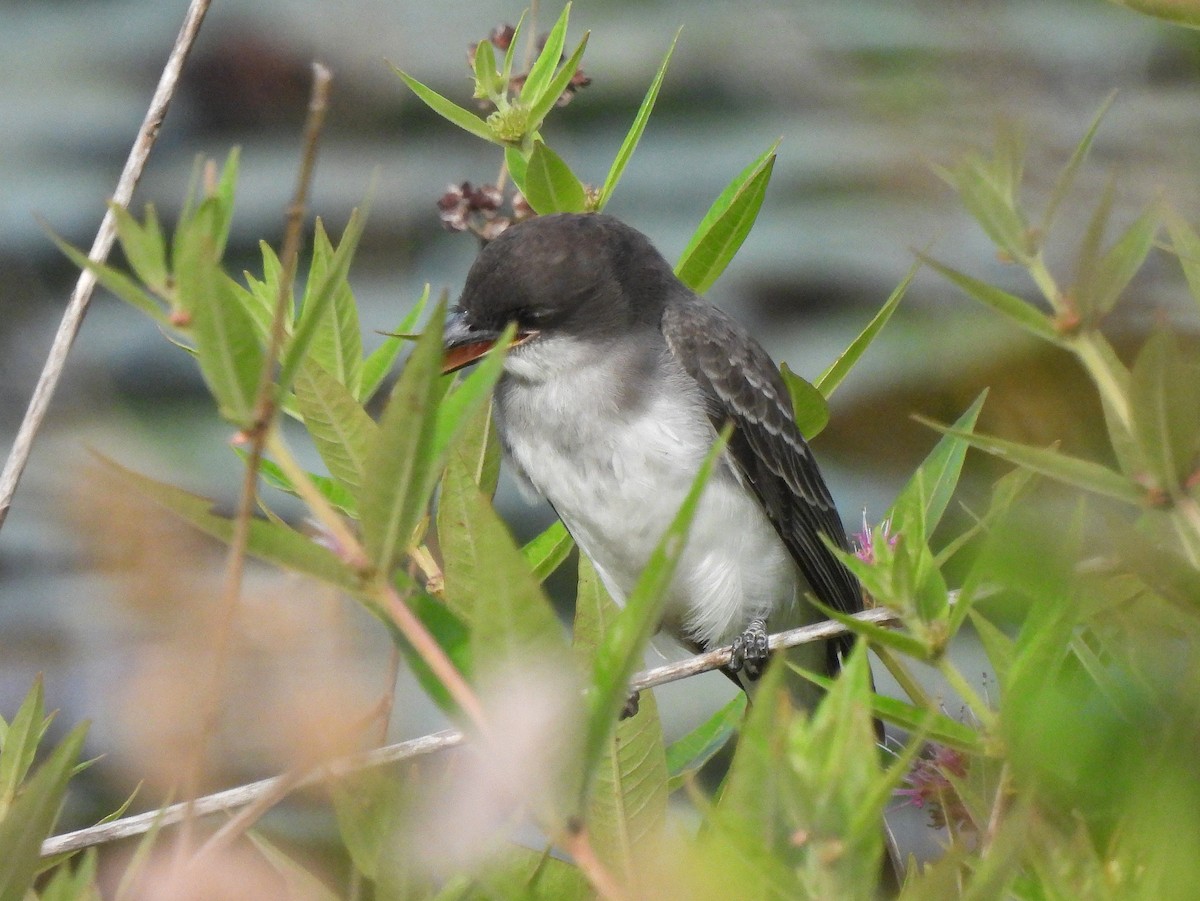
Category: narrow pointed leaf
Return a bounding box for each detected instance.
[210,148,241,259]
[0,723,87,901]
[439,480,566,672]
[472,36,500,100]
[523,520,575,582]
[505,145,530,197]
[360,283,431,401]
[1164,206,1200,316]
[253,454,358,518]
[921,254,1062,344]
[527,33,590,131]
[109,202,169,294]
[0,678,50,820]
[249,832,342,901]
[293,360,379,495]
[359,299,447,576]
[583,428,730,782]
[393,68,499,144]
[1130,330,1200,490]
[520,4,572,107]
[93,454,362,593]
[575,557,668,883]
[675,149,776,294]
[597,29,680,210]
[815,258,916,399]
[1041,91,1115,234]
[500,11,528,89]
[523,142,587,215]
[303,218,363,394]
[893,391,987,535]
[279,208,367,393]
[1089,201,1159,317]
[780,363,829,439]
[664,693,746,789]
[917,419,1145,505]
[49,231,168,325]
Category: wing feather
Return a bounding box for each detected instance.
[661,296,861,664]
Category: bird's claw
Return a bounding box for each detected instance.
[729,618,770,680]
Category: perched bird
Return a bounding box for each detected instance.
[441,212,865,701]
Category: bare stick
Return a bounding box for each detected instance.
[41,730,465,858]
[176,63,334,853]
[41,607,899,858]
[0,0,213,532]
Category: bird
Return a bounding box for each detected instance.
[440,212,866,704]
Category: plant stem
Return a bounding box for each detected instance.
[1070,335,1133,435]
[0,0,213,530]
[874,646,935,711]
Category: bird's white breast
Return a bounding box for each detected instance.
[494,333,801,649]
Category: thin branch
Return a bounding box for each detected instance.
[0,0,213,531]
[41,607,901,858]
[177,63,334,852]
[41,730,465,858]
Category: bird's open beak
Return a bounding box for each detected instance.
[442,309,537,374]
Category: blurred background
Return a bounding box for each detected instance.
[2,0,1199,872]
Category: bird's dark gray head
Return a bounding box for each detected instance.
[443,213,681,373]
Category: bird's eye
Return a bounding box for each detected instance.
[517,307,553,326]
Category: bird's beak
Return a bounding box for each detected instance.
[442,308,537,374]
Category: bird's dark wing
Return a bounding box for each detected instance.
[661,296,861,664]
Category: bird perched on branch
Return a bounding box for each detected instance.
[442,212,867,707]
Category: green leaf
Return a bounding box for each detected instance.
[279,208,367,394]
[332,768,413,885]
[93,453,363,594]
[472,34,501,100]
[361,284,430,402]
[780,363,829,439]
[1041,91,1116,235]
[664,693,746,790]
[791,664,985,753]
[675,145,777,294]
[522,142,588,215]
[500,11,528,90]
[254,454,358,517]
[527,33,590,132]
[0,678,52,821]
[39,850,100,901]
[581,428,730,789]
[182,238,263,426]
[359,299,448,577]
[520,4,572,108]
[393,592,475,717]
[1164,206,1200,317]
[505,145,530,197]
[302,217,364,395]
[575,556,668,884]
[0,723,87,901]
[893,391,987,536]
[1073,173,1118,326]
[431,324,513,464]
[921,254,1063,345]
[597,29,680,210]
[810,589,932,660]
[1084,201,1160,319]
[940,152,1030,261]
[48,230,168,326]
[1107,0,1200,28]
[815,258,916,399]
[209,148,241,260]
[109,201,169,295]
[292,360,379,496]
[1130,330,1200,491]
[917,418,1145,505]
[392,67,499,145]
[438,480,567,676]
[523,520,575,582]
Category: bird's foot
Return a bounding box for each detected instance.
[729,618,770,680]
[620,690,641,720]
